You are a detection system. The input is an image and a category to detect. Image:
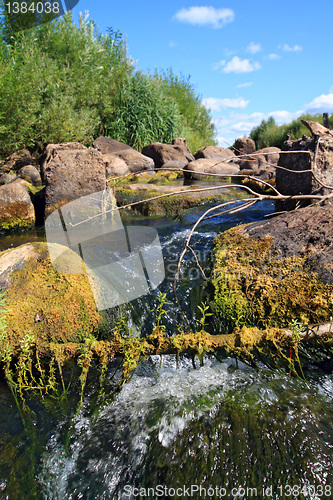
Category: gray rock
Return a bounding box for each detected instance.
[194,146,237,163]
[142,142,195,168]
[0,173,16,185]
[103,155,130,177]
[18,165,42,186]
[92,136,133,154]
[0,149,33,174]
[185,158,240,180]
[256,147,280,167]
[42,143,106,218]
[114,149,154,172]
[93,136,154,174]
[233,137,256,156]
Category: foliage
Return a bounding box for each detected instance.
[151,291,171,333]
[0,12,132,155]
[249,113,333,149]
[156,68,217,152]
[0,9,216,158]
[104,72,180,150]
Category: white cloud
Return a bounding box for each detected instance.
[220,56,261,74]
[304,93,333,112]
[173,6,234,28]
[246,42,261,54]
[271,110,303,124]
[169,41,178,48]
[213,110,303,147]
[267,53,281,60]
[281,43,303,52]
[203,97,250,111]
[236,82,253,88]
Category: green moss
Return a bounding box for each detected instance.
[116,187,249,216]
[3,242,102,354]
[211,226,333,331]
[0,217,34,232]
[26,184,44,195]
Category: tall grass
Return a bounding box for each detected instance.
[0,10,216,157]
[156,68,216,152]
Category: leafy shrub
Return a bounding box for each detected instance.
[249,113,333,149]
[156,69,216,152]
[104,72,181,150]
[0,9,216,158]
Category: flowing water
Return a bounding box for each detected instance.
[0,194,332,499]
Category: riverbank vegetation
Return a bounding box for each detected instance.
[0,10,216,158]
[249,113,333,149]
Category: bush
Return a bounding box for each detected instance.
[0,10,216,158]
[156,69,217,152]
[249,113,333,149]
[104,72,181,150]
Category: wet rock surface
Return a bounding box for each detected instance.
[244,204,333,283]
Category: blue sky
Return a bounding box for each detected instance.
[70,0,333,147]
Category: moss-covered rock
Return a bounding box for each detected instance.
[116,185,249,217]
[0,242,101,356]
[0,180,35,232]
[210,215,333,332]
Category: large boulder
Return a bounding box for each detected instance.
[233,137,256,156]
[42,143,106,218]
[239,147,280,179]
[256,147,280,167]
[194,146,238,163]
[185,158,240,180]
[211,204,333,332]
[113,149,154,173]
[238,153,266,173]
[92,136,133,154]
[0,242,101,352]
[141,142,195,169]
[92,136,154,175]
[103,155,130,177]
[0,179,35,231]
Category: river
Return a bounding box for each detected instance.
[0,193,332,499]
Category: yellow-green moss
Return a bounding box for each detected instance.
[3,242,101,354]
[211,226,333,331]
[116,187,250,217]
[0,202,35,232]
